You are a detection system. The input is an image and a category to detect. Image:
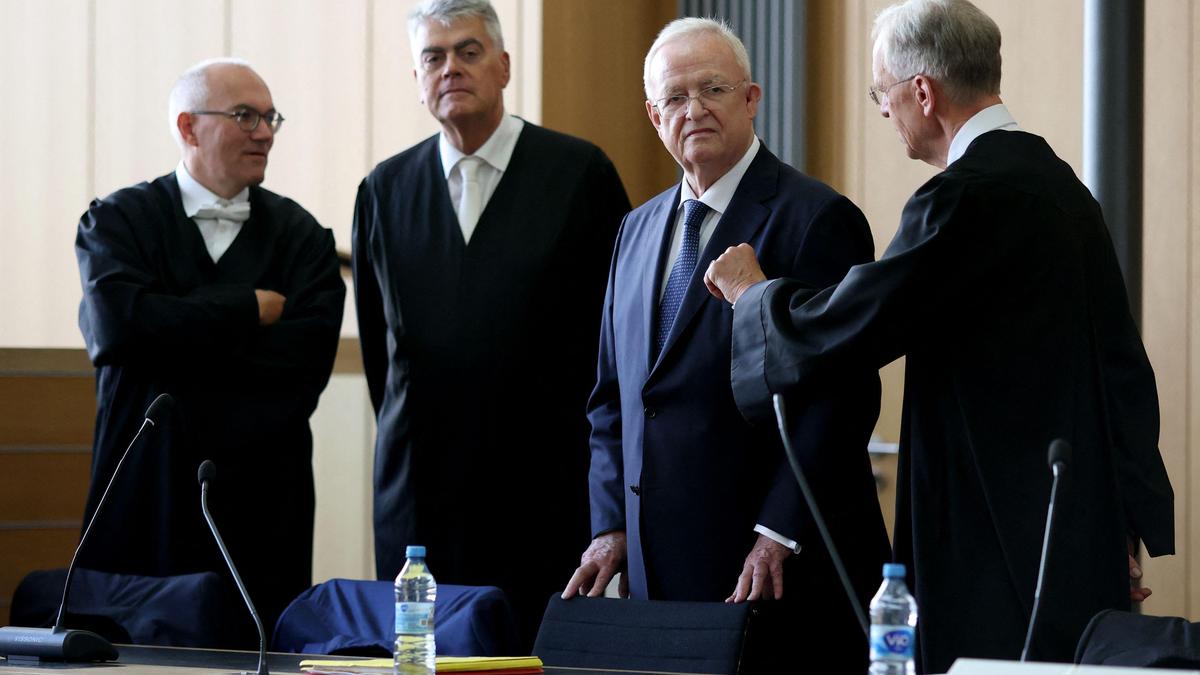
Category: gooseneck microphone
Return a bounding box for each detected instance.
[772,394,869,637]
[0,392,174,662]
[1021,438,1072,662]
[198,460,269,675]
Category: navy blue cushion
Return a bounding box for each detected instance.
[11,568,241,648]
[271,579,519,657]
[1076,609,1200,668]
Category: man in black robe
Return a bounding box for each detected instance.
[705,0,1174,671]
[352,0,629,649]
[75,58,344,644]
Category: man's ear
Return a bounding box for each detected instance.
[745,81,762,119]
[645,99,663,133]
[177,112,198,147]
[913,75,936,117]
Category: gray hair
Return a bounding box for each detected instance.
[167,57,255,149]
[643,17,751,100]
[872,0,1001,104]
[408,0,505,62]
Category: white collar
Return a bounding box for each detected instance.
[175,161,249,217]
[947,103,1020,166]
[439,114,525,177]
[680,136,761,214]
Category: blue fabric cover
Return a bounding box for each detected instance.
[271,579,518,656]
[1075,609,1200,667]
[11,568,240,647]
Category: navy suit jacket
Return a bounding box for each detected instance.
[587,144,890,640]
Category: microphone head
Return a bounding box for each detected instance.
[1048,439,1072,471]
[197,460,217,486]
[145,393,175,424]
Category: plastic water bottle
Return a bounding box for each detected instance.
[394,545,437,675]
[869,563,917,675]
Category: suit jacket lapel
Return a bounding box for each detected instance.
[653,146,778,367]
[644,190,682,371]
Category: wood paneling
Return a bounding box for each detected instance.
[1141,0,1194,620]
[0,377,95,446]
[92,0,226,201]
[0,529,81,623]
[0,363,93,624]
[231,0,369,264]
[0,0,90,348]
[0,451,91,522]
[542,0,679,207]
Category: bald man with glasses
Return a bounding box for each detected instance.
[74,58,344,644]
[563,17,889,671]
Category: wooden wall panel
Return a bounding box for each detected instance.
[0,0,90,348]
[0,530,81,623]
[231,0,369,270]
[542,0,679,207]
[0,377,95,446]
[0,451,91,522]
[92,0,226,200]
[1141,0,1194,620]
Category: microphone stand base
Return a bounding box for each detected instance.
[0,625,119,662]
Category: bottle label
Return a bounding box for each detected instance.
[870,624,914,661]
[395,601,435,634]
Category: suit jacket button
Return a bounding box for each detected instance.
[629,484,642,496]
[644,407,657,419]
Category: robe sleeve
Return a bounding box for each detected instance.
[730,177,963,424]
[351,177,391,415]
[76,196,260,370]
[236,215,345,388]
[1086,222,1175,556]
[745,197,884,546]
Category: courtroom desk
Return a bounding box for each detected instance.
[0,645,703,675]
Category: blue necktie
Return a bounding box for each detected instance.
[656,199,709,355]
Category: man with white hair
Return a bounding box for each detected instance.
[706,0,1174,669]
[562,17,889,669]
[352,0,629,648]
[75,58,344,643]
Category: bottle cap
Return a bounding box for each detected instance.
[883,563,906,578]
[406,545,426,558]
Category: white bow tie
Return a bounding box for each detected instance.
[194,201,250,223]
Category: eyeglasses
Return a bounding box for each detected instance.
[867,75,917,106]
[190,107,285,133]
[651,80,747,118]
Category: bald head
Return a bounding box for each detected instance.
[168,58,266,148]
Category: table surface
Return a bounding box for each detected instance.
[0,645,702,675]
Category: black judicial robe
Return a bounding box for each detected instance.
[75,174,345,643]
[731,130,1175,673]
[352,121,629,647]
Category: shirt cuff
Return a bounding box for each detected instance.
[754,524,801,554]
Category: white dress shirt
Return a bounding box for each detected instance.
[947,103,1020,166]
[660,136,761,299]
[658,136,801,554]
[175,162,249,264]
[439,114,525,244]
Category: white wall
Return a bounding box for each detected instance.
[0,0,541,348]
[0,0,542,583]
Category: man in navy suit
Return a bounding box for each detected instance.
[561,17,890,668]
